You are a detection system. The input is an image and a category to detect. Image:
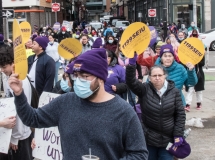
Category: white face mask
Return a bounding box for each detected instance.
[75,35,80,38]
[191,23,195,27]
[62,32,65,34]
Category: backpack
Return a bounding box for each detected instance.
[27,76,39,108]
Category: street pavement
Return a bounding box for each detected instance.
[183,67,215,160]
[208,51,215,68]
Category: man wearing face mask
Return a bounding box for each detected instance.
[177,31,186,43]
[9,48,149,160]
[57,26,70,43]
[188,21,199,37]
[178,24,188,37]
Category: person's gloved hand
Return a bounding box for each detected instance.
[174,137,183,147]
[129,52,138,65]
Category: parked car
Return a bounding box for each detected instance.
[199,28,215,50]
[115,21,130,30]
[89,22,103,31]
[112,20,130,37]
[109,17,126,26]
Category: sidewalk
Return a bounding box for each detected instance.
[183,80,215,160]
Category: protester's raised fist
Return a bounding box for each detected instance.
[8,73,23,96]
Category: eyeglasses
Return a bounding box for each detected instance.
[150,74,165,78]
[155,48,161,50]
[70,73,93,82]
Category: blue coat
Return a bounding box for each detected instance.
[28,52,55,96]
[155,58,198,106]
[103,28,114,37]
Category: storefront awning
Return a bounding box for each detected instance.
[14,10,44,13]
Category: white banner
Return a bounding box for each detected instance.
[32,92,63,160]
[2,0,39,7]
[62,20,72,31]
[0,98,16,154]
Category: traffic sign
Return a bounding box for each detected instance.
[2,10,14,18]
[148,9,156,17]
[52,3,60,12]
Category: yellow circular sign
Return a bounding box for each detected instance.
[119,22,151,58]
[58,38,82,60]
[178,37,205,65]
[20,21,32,44]
[13,19,28,80]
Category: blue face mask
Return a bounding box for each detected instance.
[74,77,99,99]
[60,79,71,93]
[108,40,113,44]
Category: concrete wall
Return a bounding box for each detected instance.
[211,0,215,29]
[204,0,211,31]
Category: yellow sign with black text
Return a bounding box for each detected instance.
[58,38,82,60]
[178,38,205,65]
[119,22,151,58]
[13,19,28,80]
[20,21,32,44]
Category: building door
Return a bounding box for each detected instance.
[7,18,26,39]
[173,5,190,27]
[173,3,202,31]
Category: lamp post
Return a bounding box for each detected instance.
[0,0,3,34]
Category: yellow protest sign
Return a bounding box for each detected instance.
[119,22,151,58]
[13,19,28,80]
[58,38,82,60]
[178,37,205,65]
[20,21,31,44]
[26,49,35,58]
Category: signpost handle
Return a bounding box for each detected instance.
[55,12,57,23]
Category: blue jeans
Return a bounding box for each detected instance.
[55,60,61,85]
[147,145,173,160]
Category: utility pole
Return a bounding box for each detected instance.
[163,0,168,40]
[193,0,197,24]
[0,0,3,34]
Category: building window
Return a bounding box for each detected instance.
[14,12,26,19]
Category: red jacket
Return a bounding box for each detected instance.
[137,54,159,69]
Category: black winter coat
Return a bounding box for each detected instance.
[126,65,186,147]
[28,52,55,96]
[57,32,70,43]
[195,56,205,91]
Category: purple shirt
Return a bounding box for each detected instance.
[105,65,125,94]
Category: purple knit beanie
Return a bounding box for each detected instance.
[71,48,108,82]
[168,139,191,159]
[34,36,49,50]
[0,34,4,42]
[92,38,102,48]
[32,34,38,41]
[83,29,88,34]
[160,44,175,57]
[66,61,74,74]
